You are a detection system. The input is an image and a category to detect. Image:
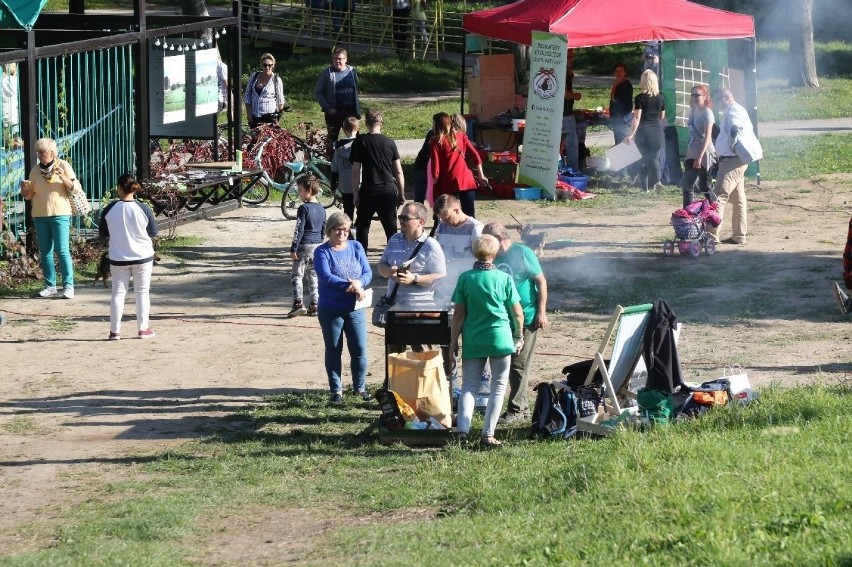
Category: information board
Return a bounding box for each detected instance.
[148,40,216,139]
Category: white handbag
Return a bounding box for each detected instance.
[67,179,92,216]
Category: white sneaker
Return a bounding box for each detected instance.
[38,286,58,298]
[62,287,75,299]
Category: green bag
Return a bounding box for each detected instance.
[637,388,674,424]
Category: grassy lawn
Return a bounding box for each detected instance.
[4,385,849,565]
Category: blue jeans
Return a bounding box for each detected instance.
[318,306,368,394]
[33,215,74,288]
[562,115,579,172]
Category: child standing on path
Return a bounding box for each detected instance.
[289,175,327,317]
[330,116,360,233]
[99,174,159,340]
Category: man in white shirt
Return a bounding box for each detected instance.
[432,194,483,310]
[709,88,762,246]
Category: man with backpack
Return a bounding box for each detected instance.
[482,222,549,425]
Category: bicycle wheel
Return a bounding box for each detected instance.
[240,181,270,205]
[281,182,300,219]
[315,180,338,210]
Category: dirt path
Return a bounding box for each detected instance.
[2,177,851,557]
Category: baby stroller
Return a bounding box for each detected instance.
[663,194,721,257]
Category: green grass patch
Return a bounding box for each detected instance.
[5,385,850,565]
[758,77,852,122]
[1,416,40,435]
[760,133,852,180]
[156,235,206,255]
[46,316,75,333]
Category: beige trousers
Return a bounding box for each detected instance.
[709,157,748,243]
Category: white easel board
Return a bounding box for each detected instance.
[605,141,642,171]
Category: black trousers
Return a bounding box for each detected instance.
[354,187,398,251]
[636,125,663,190]
[680,158,712,207]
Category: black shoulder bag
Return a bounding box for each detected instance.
[372,237,427,328]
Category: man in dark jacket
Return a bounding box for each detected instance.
[315,48,361,156]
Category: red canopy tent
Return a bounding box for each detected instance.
[461,0,760,181]
[462,0,755,47]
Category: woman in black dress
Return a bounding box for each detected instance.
[624,69,666,192]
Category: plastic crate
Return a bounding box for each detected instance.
[490,151,518,164]
[486,182,527,199]
[559,173,589,190]
[514,187,542,200]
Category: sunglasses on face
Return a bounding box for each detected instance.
[332,226,350,233]
[397,215,420,222]
[691,93,703,98]
[262,63,274,68]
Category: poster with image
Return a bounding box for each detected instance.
[162,54,186,124]
[194,48,218,117]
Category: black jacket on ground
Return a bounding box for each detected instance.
[643,298,684,392]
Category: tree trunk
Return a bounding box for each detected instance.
[788,0,819,87]
[180,0,209,17]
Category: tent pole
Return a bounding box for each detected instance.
[750,36,760,188]
[460,36,466,115]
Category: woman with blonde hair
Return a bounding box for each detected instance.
[624,69,666,191]
[451,234,524,448]
[19,137,78,299]
[680,84,716,206]
[243,53,286,128]
[429,112,486,218]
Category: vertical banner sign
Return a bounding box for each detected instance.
[517,32,567,199]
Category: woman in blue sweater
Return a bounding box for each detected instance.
[314,212,372,403]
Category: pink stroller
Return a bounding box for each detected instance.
[663,196,721,257]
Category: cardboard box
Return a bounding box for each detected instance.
[468,76,515,121]
[476,54,515,78]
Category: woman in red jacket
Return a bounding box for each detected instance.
[429,112,486,218]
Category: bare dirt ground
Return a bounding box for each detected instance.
[2,176,851,560]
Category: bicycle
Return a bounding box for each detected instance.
[254,136,340,218]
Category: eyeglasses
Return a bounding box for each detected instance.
[332,226,350,233]
[690,93,703,98]
[262,63,274,68]
[397,215,420,222]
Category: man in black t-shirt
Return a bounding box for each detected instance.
[350,108,405,251]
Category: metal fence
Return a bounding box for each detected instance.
[241,0,475,59]
[1,46,137,239]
